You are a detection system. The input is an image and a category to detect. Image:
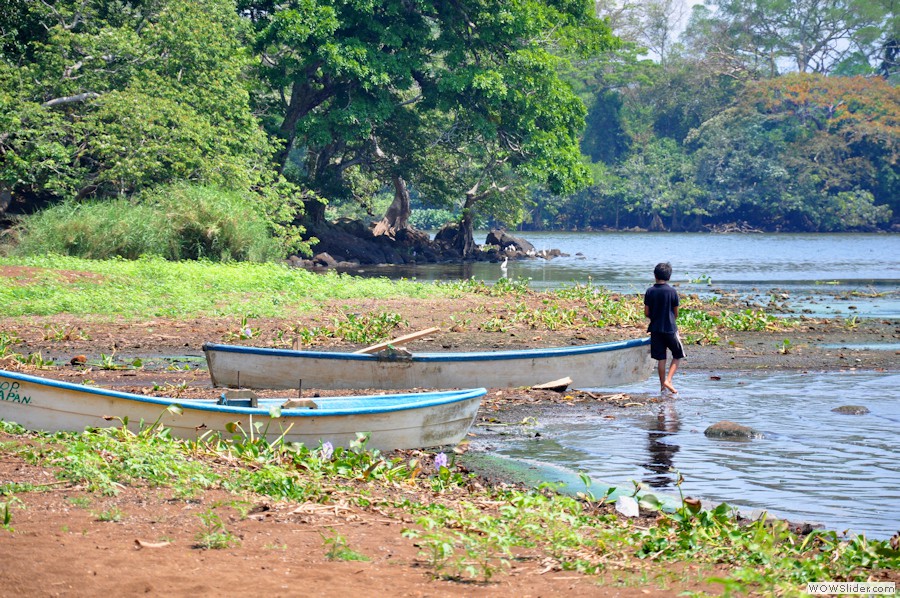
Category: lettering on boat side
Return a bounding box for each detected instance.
[0,382,32,404]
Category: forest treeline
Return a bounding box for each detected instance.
[0,1,898,263]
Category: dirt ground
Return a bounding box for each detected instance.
[1,290,898,597]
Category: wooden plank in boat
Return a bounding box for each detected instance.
[352,327,441,354]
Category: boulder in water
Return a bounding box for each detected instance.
[485,229,535,255]
[704,420,763,440]
[831,405,870,415]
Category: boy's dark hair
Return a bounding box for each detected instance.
[654,262,672,281]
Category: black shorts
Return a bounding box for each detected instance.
[650,332,685,361]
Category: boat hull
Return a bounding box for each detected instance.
[203,337,653,390]
[0,370,484,451]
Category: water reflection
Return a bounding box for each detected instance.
[641,402,681,488]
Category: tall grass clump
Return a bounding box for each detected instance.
[8,183,284,262]
[8,199,170,259]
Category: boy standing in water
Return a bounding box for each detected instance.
[644,262,685,394]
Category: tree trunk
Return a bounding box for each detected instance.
[649,212,666,231]
[274,76,333,172]
[303,195,327,225]
[670,206,681,231]
[458,209,477,258]
[456,181,508,258]
[372,176,411,238]
[457,189,480,258]
[0,184,11,218]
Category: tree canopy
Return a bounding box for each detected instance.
[1,0,274,204]
[2,0,898,263]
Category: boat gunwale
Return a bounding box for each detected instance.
[203,337,650,363]
[0,369,486,417]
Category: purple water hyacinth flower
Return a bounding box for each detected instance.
[434,452,448,470]
[320,441,334,460]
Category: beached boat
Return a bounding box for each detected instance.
[0,369,485,450]
[203,337,653,391]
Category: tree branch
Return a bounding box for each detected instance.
[42,92,99,108]
[397,93,422,107]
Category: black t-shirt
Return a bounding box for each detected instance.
[644,283,679,333]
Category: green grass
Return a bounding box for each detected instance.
[0,254,441,319]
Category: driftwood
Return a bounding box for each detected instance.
[352,327,440,355]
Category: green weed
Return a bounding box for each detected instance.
[14,352,55,368]
[322,530,369,562]
[331,311,407,344]
[93,506,123,522]
[195,507,239,550]
[93,352,123,370]
[42,324,90,342]
[634,501,899,596]
[446,315,471,331]
[436,276,530,298]
[479,317,508,332]
[0,496,22,531]
[688,274,712,285]
[67,496,91,508]
[224,315,259,341]
[0,331,23,348]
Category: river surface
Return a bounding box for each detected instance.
[348,232,900,318]
[348,232,900,538]
[489,370,900,540]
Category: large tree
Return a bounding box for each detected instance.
[688,0,889,76]
[0,0,275,217]
[244,0,616,256]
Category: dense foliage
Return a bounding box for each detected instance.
[1,0,897,262]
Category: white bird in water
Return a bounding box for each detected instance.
[500,256,509,277]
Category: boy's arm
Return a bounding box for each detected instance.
[644,304,650,318]
[673,305,679,319]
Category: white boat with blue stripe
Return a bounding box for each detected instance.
[0,369,485,450]
[202,337,653,391]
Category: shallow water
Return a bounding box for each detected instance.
[491,370,900,539]
[346,232,900,317]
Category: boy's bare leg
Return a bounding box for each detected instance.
[657,360,668,393]
[663,359,681,394]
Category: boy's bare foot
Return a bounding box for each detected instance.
[663,381,678,394]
